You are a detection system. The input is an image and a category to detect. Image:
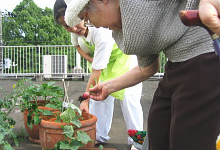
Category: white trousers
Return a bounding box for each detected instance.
[89,82,143,145]
[89,55,143,145]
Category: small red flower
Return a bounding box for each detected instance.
[127,129,137,136]
[137,135,142,140]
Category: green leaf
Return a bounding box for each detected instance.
[52,141,62,150]
[60,108,77,123]
[27,114,33,130]
[34,115,41,125]
[69,140,83,149]
[45,103,60,109]
[39,109,54,116]
[27,120,33,130]
[62,125,74,139]
[60,109,73,123]
[13,138,19,147]
[59,140,72,149]
[2,142,14,150]
[70,118,81,128]
[68,103,82,116]
[76,131,92,144]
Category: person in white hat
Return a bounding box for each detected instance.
[63,0,220,150]
[54,0,144,149]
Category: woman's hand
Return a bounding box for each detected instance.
[89,58,160,101]
[199,0,220,35]
[89,81,113,101]
[79,99,89,113]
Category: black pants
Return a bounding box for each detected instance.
[148,52,220,150]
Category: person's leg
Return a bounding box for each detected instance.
[89,95,115,143]
[169,52,220,150]
[121,82,143,145]
[147,64,172,150]
[148,52,220,150]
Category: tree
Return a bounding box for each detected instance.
[2,0,71,46]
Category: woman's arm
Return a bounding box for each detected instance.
[86,69,102,92]
[89,58,160,100]
[199,0,220,35]
[79,68,101,112]
[76,46,93,63]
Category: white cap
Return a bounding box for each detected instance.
[64,0,89,27]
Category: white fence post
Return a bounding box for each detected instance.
[75,52,82,69]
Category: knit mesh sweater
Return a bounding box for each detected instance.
[112,0,214,67]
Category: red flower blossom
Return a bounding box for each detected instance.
[127,129,137,136]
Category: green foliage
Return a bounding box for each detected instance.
[76,131,92,144]
[60,104,82,128]
[0,79,92,150]
[2,0,71,46]
[11,78,64,129]
[48,104,93,150]
[0,87,18,149]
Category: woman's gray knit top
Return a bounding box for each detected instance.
[112,0,214,68]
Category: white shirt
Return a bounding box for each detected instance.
[71,27,115,70]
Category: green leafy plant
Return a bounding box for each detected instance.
[1,79,93,150]
[11,78,64,129]
[0,87,18,150]
[47,103,93,150]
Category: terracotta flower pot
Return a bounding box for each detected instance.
[39,112,97,149]
[23,100,59,144]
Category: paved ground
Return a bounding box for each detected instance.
[0,78,160,150]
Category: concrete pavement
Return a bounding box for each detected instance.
[0,78,160,150]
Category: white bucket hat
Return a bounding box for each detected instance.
[64,0,90,27]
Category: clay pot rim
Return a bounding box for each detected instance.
[23,106,60,115]
[40,112,97,129]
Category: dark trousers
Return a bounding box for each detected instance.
[148,52,220,150]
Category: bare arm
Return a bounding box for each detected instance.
[89,58,160,100]
[76,46,93,63]
[80,68,101,112]
[199,0,220,35]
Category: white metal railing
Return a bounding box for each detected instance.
[0,45,166,79]
[0,45,90,79]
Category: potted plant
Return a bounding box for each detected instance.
[38,79,97,149]
[12,78,98,149]
[38,86,116,150]
[39,103,97,150]
[11,78,64,144]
